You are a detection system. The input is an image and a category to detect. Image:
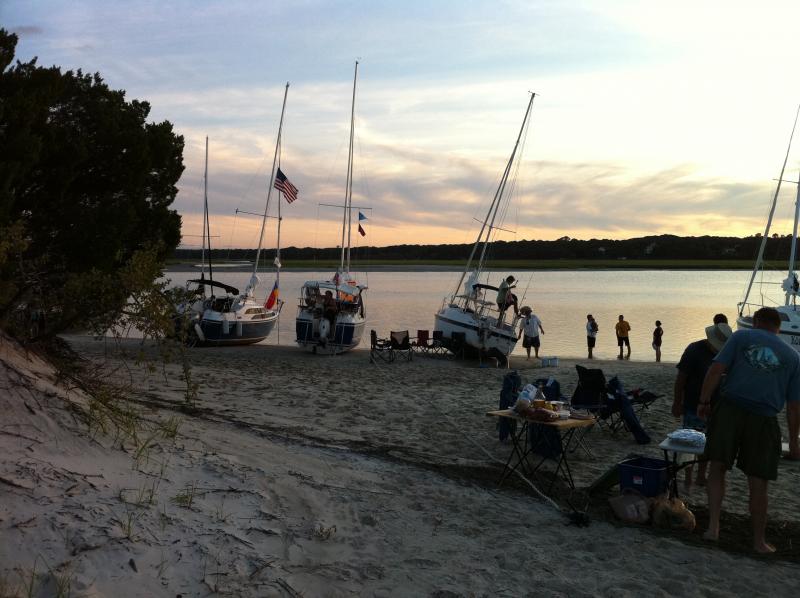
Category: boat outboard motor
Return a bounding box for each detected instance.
[319,318,331,340]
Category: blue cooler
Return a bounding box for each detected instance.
[618,456,669,497]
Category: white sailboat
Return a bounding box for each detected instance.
[737,104,800,349]
[295,62,367,355]
[177,84,292,346]
[434,93,536,361]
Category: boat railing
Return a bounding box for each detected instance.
[450,293,506,321]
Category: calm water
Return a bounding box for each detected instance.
[164,269,782,362]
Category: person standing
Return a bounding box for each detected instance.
[698,307,800,553]
[496,275,518,319]
[518,306,545,359]
[615,314,631,360]
[652,320,663,362]
[671,314,731,487]
[586,314,598,359]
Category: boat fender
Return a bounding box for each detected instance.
[319,319,331,340]
[236,321,243,336]
[223,319,230,334]
[193,323,206,342]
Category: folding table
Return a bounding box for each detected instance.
[658,436,706,499]
[486,409,595,492]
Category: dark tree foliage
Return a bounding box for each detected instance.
[173,233,782,264]
[0,29,184,338]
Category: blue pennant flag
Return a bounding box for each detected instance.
[358,211,367,221]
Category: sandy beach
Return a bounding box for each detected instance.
[2,334,800,596]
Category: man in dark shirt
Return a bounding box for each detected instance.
[671,314,731,486]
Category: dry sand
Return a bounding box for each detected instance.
[2,334,800,596]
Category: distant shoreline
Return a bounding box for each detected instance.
[164,261,757,273]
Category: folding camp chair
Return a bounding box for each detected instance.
[568,365,612,456]
[628,388,662,419]
[431,330,447,357]
[412,329,432,356]
[370,330,393,363]
[390,330,413,362]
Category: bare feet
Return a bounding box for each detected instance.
[754,541,776,554]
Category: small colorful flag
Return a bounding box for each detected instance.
[358,223,366,237]
[358,211,367,221]
[264,280,279,309]
[273,168,298,203]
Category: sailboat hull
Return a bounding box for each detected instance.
[295,308,365,354]
[198,315,278,346]
[175,293,280,347]
[435,306,519,357]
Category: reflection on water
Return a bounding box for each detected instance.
[163,269,788,362]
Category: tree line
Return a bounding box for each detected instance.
[172,233,794,263]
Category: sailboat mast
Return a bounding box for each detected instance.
[204,136,214,286]
[200,136,209,290]
[249,82,289,297]
[453,92,535,296]
[340,61,358,275]
[741,104,800,312]
[788,171,800,304]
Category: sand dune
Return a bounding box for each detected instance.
[2,335,799,596]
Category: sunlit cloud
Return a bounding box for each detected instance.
[7,0,800,248]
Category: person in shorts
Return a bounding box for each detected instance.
[671,313,731,486]
[615,314,631,360]
[699,307,800,553]
[517,306,544,359]
[586,314,598,359]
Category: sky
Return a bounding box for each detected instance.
[6,0,800,250]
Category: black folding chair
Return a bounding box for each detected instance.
[412,329,432,356]
[431,330,447,356]
[369,330,393,363]
[390,330,413,362]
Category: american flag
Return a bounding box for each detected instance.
[273,168,298,203]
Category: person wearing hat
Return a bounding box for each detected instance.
[671,314,732,487]
[698,307,800,554]
[517,306,545,359]
[496,275,518,320]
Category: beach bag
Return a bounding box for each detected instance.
[608,489,650,524]
[651,495,696,531]
[498,370,522,441]
[529,422,561,457]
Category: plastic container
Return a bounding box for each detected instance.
[541,356,559,367]
[618,456,670,497]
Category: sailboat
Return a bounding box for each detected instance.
[737,104,800,349]
[295,62,367,354]
[433,93,536,361]
[177,84,292,346]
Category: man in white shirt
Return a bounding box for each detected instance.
[518,306,545,359]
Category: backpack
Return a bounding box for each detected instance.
[498,370,522,441]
